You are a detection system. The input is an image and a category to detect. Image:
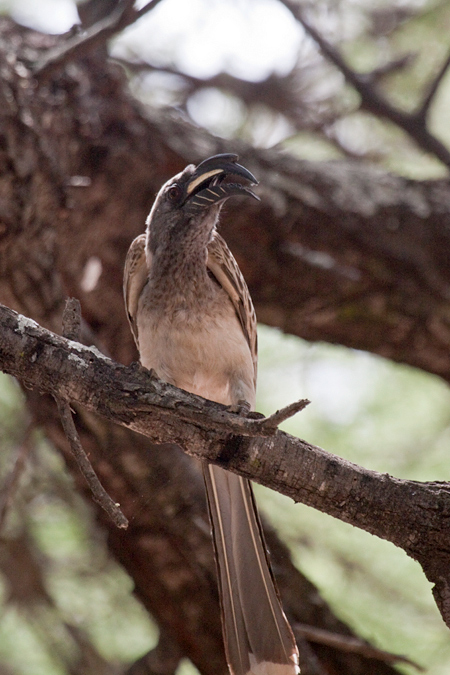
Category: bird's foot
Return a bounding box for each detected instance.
[227,399,251,416]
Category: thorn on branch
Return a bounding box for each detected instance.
[55,298,128,529]
[252,399,310,434]
[416,50,450,122]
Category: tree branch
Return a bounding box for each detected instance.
[115,58,328,131]
[280,1,450,169]
[1,301,450,630]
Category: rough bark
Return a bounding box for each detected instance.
[0,15,448,673]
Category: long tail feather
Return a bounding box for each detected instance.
[203,462,299,675]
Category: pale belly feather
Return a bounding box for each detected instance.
[137,300,255,408]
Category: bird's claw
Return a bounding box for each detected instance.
[227,399,251,416]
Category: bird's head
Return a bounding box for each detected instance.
[146,153,259,256]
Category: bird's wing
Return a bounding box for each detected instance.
[123,233,148,350]
[207,231,258,387]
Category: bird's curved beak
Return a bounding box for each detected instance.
[185,153,259,210]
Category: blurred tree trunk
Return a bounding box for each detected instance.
[1,16,447,674]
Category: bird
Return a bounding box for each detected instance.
[123,153,299,675]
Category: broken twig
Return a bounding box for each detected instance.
[55,298,128,529]
[55,396,128,529]
[250,399,310,434]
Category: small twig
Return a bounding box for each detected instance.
[55,298,128,529]
[295,623,424,671]
[34,0,165,83]
[0,425,33,530]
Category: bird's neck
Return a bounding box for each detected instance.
[154,246,209,285]
[146,227,215,309]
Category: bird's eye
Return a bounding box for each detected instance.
[167,183,183,204]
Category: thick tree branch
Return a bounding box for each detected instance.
[1,302,450,630]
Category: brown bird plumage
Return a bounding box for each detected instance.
[123,154,299,675]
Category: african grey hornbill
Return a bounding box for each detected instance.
[124,154,299,675]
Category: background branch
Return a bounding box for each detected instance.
[294,624,424,671]
[417,50,450,121]
[280,0,450,168]
[33,0,164,82]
